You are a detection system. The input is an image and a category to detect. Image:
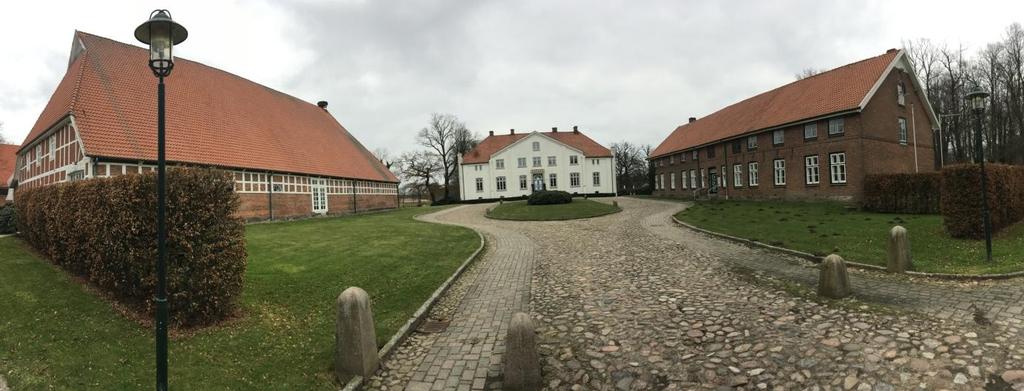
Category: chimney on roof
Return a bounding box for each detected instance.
[886,48,898,54]
[552,127,558,132]
[488,130,494,136]
[572,125,579,134]
[689,117,697,123]
[510,128,515,135]
[317,101,328,109]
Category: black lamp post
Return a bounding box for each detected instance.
[966,89,992,262]
[134,10,187,391]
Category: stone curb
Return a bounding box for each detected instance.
[342,205,487,391]
[670,215,1024,281]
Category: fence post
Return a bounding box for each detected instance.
[335,287,379,383]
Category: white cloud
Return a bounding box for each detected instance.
[1,0,1022,154]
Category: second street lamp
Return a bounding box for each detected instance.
[134,9,188,391]
[966,89,992,262]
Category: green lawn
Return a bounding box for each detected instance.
[0,207,478,390]
[486,199,621,221]
[675,200,1024,275]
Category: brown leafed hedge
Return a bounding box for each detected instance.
[940,163,1024,239]
[16,167,246,327]
[862,173,942,214]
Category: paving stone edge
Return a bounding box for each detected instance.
[343,205,487,390]
[670,215,1024,281]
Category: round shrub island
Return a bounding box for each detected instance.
[489,196,621,221]
[527,190,573,205]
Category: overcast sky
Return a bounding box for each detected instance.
[1,0,1022,155]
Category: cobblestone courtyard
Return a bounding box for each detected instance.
[370,198,1024,390]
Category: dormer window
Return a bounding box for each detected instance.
[897,82,906,106]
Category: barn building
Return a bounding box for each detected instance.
[459,127,616,200]
[650,49,939,201]
[13,31,397,220]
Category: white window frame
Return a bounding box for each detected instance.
[747,135,758,150]
[475,177,484,192]
[828,118,844,135]
[495,159,504,169]
[569,155,579,165]
[773,129,784,145]
[733,163,743,187]
[593,172,601,186]
[547,156,557,166]
[517,157,527,168]
[692,150,698,160]
[897,82,906,106]
[670,172,676,190]
[519,175,527,190]
[532,141,540,151]
[532,156,541,167]
[720,165,727,189]
[48,137,56,161]
[773,159,786,186]
[570,172,581,188]
[549,173,557,188]
[684,170,690,189]
[311,178,328,213]
[748,162,758,186]
[805,155,820,185]
[496,176,507,192]
[689,169,696,189]
[898,117,908,145]
[829,152,847,184]
[700,169,706,189]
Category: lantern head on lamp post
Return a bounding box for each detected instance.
[135,9,186,391]
[134,10,188,78]
[965,88,992,262]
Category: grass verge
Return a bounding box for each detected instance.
[486,199,621,221]
[0,206,478,390]
[676,200,1024,275]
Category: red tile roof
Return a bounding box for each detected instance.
[0,144,17,187]
[651,50,901,159]
[23,31,397,182]
[461,130,612,164]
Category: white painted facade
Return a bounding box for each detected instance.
[458,132,616,200]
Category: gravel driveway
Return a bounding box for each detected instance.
[370,198,1024,390]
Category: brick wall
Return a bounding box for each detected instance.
[238,193,398,221]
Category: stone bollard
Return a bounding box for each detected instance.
[818,254,851,299]
[335,287,379,384]
[504,313,542,391]
[887,226,912,273]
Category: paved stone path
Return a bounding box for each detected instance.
[370,198,1024,390]
[379,205,536,391]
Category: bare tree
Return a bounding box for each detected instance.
[415,113,478,202]
[372,147,396,171]
[0,121,9,144]
[398,150,440,204]
[611,141,653,195]
[795,68,823,80]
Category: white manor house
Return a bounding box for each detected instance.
[459,126,616,200]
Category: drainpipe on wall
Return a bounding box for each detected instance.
[911,103,919,173]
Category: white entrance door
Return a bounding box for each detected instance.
[311,178,328,214]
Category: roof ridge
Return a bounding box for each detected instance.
[76,31,320,110]
[68,32,89,116]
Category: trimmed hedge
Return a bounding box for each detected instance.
[16,168,246,327]
[527,190,573,205]
[0,204,15,234]
[862,173,942,214]
[941,163,1024,239]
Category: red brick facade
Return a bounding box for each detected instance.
[652,68,936,202]
[237,193,398,221]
